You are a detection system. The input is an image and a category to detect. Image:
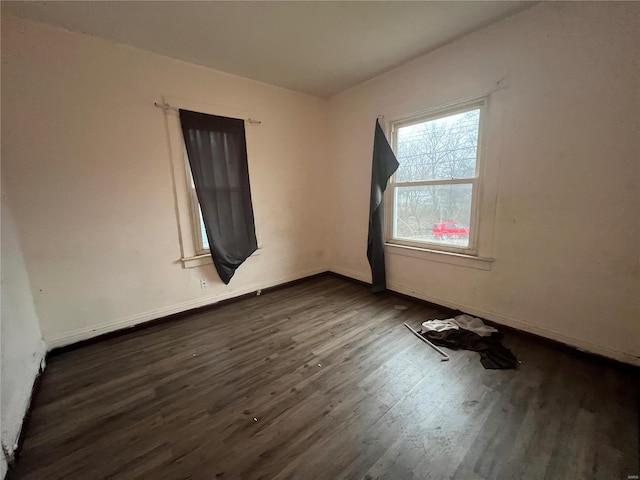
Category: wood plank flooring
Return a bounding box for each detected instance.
[8,275,639,479]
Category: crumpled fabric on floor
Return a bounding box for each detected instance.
[420,329,518,369]
[421,314,498,337]
[419,318,459,334]
[453,314,498,337]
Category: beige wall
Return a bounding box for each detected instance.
[2,3,638,368]
[1,15,331,347]
[1,191,46,462]
[328,2,640,364]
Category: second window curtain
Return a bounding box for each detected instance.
[367,119,399,293]
[179,109,257,284]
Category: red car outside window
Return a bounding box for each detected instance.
[431,221,469,240]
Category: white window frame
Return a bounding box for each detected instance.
[385,97,487,256]
[163,95,262,268]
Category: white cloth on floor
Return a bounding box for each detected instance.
[421,314,498,337]
[453,314,498,337]
[419,319,460,333]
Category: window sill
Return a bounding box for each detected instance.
[384,243,494,271]
[181,246,262,269]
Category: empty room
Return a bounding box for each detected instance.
[1,1,638,479]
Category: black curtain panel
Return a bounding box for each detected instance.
[367,119,399,293]
[179,109,257,284]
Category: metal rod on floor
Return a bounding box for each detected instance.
[403,323,450,362]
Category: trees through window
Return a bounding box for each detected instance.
[388,100,485,253]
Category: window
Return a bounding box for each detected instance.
[163,96,261,268]
[185,157,210,255]
[179,109,258,283]
[387,99,486,255]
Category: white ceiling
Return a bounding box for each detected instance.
[2,1,534,97]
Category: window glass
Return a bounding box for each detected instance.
[389,102,483,252]
[393,184,472,247]
[197,205,209,250]
[395,109,479,182]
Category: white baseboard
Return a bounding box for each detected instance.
[329,266,640,367]
[1,340,46,466]
[45,267,327,350]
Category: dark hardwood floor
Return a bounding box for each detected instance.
[8,275,639,479]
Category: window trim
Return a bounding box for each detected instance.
[385,96,488,256]
[384,243,494,271]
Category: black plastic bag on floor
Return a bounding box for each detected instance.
[420,330,518,369]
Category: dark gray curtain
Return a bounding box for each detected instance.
[367,119,399,293]
[179,109,257,284]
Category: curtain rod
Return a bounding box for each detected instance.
[154,101,262,124]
